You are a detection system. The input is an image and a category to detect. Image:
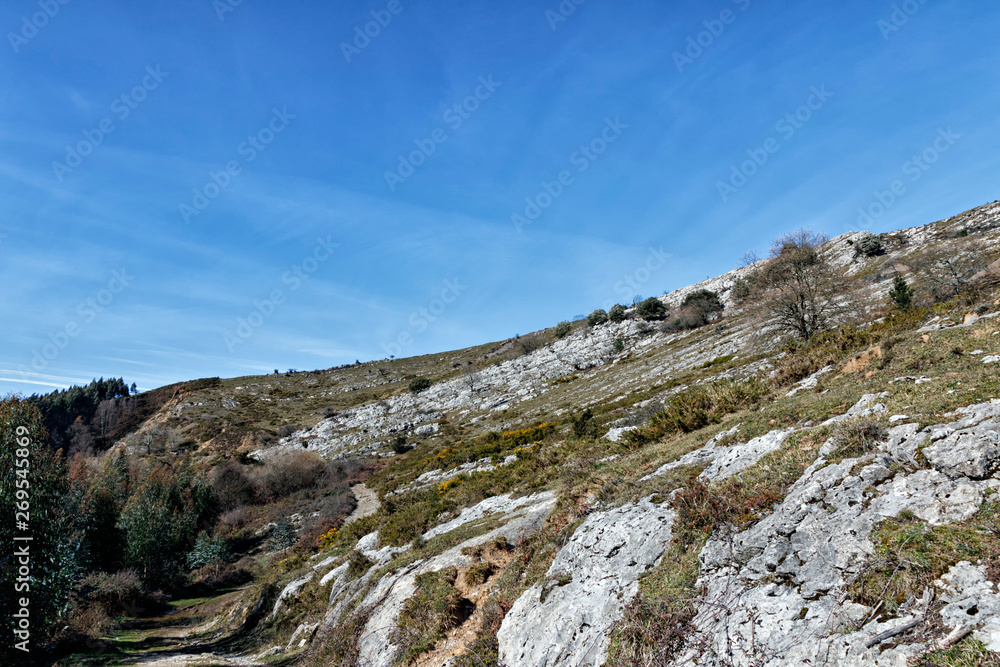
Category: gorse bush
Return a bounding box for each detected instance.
[423,422,554,470]
[628,378,772,445]
[393,568,469,663]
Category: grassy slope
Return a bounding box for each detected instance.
[78,200,1000,666]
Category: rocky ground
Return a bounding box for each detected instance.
[71,200,1000,667]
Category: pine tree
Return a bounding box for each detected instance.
[889,275,914,310]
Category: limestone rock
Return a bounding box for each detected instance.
[497,499,675,666]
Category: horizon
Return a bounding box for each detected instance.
[3,0,999,396]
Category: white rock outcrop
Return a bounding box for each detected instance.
[497,499,676,666]
[673,401,1000,666]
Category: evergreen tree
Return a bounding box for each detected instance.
[889,275,915,310]
[1,397,81,655]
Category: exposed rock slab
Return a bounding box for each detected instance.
[497,499,675,666]
[674,402,1000,666]
[351,494,557,667]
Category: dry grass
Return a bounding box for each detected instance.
[848,503,1000,617]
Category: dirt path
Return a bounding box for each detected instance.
[344,483,380,526]
[109,588,267,667]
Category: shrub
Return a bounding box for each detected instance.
[210,460,257,510]
[252,450,323,501]
[187,533,230,570]
[856,233,885,257]
[78,570,144,618]
[608,304,628,322]
[636,297,667,321]
[681,289,724,321]
[831,419,888,461]
[612,338,626,354]
[218,506,251,531]
[888,275,915,310]
[347,550,374,578]
[391,435,408,454]
[730,277,752,303]
[298,517,343,551]
[409,377,433,394]
[572,409,597,438]
[392,568,469,663]
[277,424,299,438]
[267,519,297,551]
[587,309,609,327]
[848,507,1000,616]
[660,310,709,332]
[627,378,771,444]
[554,321,573,338]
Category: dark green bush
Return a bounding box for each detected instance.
[554,321,573,338]
[409,377,433,393]
[681,289,724,319]
[856,233,885,257]
[636,297,667,321]
[609,304,628,322]
[587,309,609,326]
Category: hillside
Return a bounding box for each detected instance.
[38,199,1000,666]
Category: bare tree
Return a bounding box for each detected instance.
[744,230,847,342]
[924,255,987,298]
[464,368,484,394]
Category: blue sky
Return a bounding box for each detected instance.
[2,0,998,395]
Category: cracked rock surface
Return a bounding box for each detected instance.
[497,499,676,667]
[673,401,1000,666]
